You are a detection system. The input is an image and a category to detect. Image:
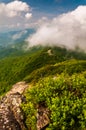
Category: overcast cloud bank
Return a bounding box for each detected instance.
[27,6,86,51]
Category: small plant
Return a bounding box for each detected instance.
[22,73,86,130]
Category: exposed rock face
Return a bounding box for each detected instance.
[37,105,50,130]
[0,81,50,130]
[0,82,28,130]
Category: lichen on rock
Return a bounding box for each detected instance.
[0,82,28,130]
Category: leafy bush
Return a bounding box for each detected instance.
[24,60,86,83]
[22,74,86,130]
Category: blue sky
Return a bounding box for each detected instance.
[0,0,86,32]
[0,0,86,50]
[1,0,86,17]
[23,0,86,20]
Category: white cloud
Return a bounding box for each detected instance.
[6,0,29,12]
[0,0,32,30]
[27,6,86,51]
[25,13,32,19]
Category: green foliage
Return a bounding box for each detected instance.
[0,45,86,129]
[0,46,86,95]
[22,102,37,130]
[22,74,86,130]
[24,59,86,83]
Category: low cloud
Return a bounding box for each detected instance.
[27,6,86,51]
[0,0,32,30]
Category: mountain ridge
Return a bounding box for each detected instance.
[0,45,86,129]
[0,46,86,95]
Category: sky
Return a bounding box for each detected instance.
[2,0,86,16]
[0,0,86,31]
[0,0,86,51]
[25,0,86,14]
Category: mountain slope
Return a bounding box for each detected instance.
[0,46,86,130]
[0,46,86,95]
[22,72,86,130]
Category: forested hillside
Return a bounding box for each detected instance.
[0,45,86,129]
[0,46,86,95]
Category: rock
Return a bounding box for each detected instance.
[0,81,50,130]
[0,81,28,130]
[47,49,53,56]
[37,105,50,130]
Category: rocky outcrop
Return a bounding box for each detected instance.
[0,81,50,130]
[37,105,50,130]
[0,82,28,130]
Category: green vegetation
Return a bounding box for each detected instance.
[24,59,86,83]
[0,45,86,129]
[22,73,86,130]
[0,46,86,95]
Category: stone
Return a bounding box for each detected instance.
[37,105,50,130]
[0,81,28,130]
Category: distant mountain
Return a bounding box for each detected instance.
[0,28,35,59]
[0,29,35,47]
